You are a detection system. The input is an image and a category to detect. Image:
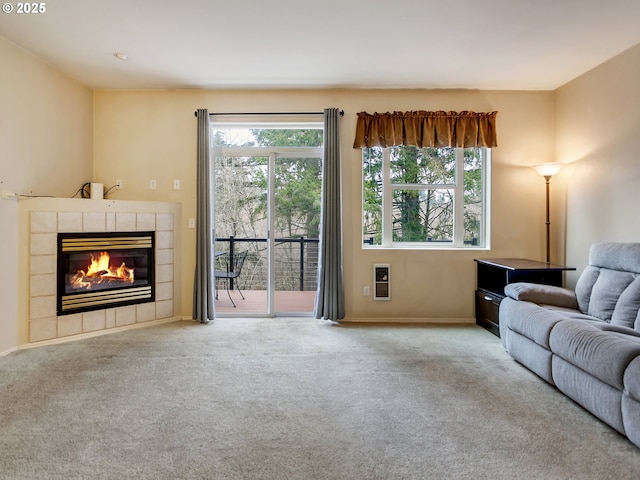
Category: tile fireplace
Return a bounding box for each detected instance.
[23,200,179,345]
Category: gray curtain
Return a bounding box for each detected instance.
[315,108,345,321]
[193,109,215,323]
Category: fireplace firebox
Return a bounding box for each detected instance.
[57,232,155,315]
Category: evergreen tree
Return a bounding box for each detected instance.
[252,129,323,239]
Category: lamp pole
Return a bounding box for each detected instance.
[532,163,563,264]
[544,175,551,263]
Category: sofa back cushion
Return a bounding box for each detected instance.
[611,277,640,329]
[574,242,640,330]
[588,269,636,325]
[589,242,640,273]
[575,265,600,313]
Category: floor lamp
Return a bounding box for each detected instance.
[532,163,564,263]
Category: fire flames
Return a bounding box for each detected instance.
[71,251,135,289]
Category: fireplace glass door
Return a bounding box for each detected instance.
[57,232,155,315]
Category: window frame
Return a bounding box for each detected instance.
[362,146,491,250]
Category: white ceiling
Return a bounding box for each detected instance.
[1,0,640,91]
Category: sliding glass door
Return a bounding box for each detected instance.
[273,153,322,314]
[213,154,270,314]
[211,124,323,316]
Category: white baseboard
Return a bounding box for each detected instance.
[342,317,475,325]
[1,346,19,357]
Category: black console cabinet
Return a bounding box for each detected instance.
[474,258,575,336]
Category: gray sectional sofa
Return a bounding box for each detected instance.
[499,242,640,448]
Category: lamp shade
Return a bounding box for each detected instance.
[532,163,563,177]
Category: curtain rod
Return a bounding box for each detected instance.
[194,110,344,117]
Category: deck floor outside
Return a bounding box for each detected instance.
[214,289,316,315]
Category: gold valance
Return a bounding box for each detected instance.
[353,110,498,149]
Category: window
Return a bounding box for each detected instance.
[362,146,490,248]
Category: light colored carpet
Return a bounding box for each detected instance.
[2,318,640,479]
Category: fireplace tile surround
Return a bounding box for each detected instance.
[24,200,180,344]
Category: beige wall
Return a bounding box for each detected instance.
[94,88,555,321]
[0,36,93,353]
[554,42,640,285]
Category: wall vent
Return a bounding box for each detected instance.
[373,264,390,301]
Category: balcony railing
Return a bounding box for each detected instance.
[215,236,319,292]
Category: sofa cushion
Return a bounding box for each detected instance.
[575,242,640,324]
[624,356,640,402]
[552,356,626,435]
[549,319,640,390]
[587,269,636,322]
[589,242,640,274]
[500,298,565,349]
[622,395,640,448]
[610,276,640,330]
[574,265,600,314]
[504,282,578,309]
[540,306,603,322]
[504,329,555,384]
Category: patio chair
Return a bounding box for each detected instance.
[214,251,247,307]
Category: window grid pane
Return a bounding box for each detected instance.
[362,146,488,248]
[462,148,484,246]
[392,188,454,243]
[389,146,456,185]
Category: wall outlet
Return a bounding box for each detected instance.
[364,285,370,296]
[116,179,123,189]
[150,179,157,190]
[173,179,180,190]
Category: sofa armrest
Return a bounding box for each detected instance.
[504,282,579,309]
